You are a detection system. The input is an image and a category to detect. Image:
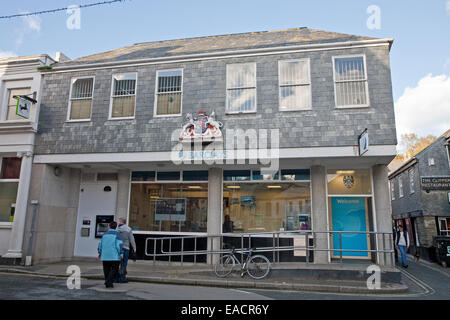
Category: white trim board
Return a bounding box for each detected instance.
[33,145,397,164]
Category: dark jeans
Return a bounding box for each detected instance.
[103,261,120,287]
[115,249,129,283]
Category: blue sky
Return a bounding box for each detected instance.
[1,0,449,141]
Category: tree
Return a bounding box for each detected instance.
[397,133,437,160]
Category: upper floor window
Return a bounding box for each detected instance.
[68,77,94,121]
[110,73,137,119]
[155,69,182,116]
[6,87,31,121]
[399,177,404,198]
[409,169,415,194]
[333,55,369,108]
[226,63,256,113]
[279,59,311,111]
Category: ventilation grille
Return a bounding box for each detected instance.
[81,173,96,182]
[97,173,118,181]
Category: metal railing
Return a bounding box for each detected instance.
[144,230,395,266]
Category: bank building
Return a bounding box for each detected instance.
[0,28,397,267]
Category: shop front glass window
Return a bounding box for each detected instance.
[129,183,208,232]
[0,182,18,222]
[223,182,311,233]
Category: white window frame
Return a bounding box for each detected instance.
[225,62,257,114]
[390,180,395,200]
[66,76,95,122]
[332,54,370,109]
[153,69,183,118]
[108,72,137,120]
[409,169,415,194]
[399,177,404,198]
[438,217,450,236]
[1,81,33,122]
[446,144,450,169]
[278,59,312,112]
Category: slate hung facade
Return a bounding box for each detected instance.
[1,28,398,266]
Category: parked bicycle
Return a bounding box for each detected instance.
[214,246,271,280]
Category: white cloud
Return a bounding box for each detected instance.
[0,51,17,59]
[22,14,41,32]
[15,12,42,48]
[447,0,450,14]
[445,58,450,70]
[394,74,450,141]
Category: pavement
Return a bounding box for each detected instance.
[0,258,409,294]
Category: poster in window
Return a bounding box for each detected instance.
[155,198,186,222]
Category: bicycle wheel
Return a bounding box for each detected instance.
[214,254,235,278]
[247,255,270,279]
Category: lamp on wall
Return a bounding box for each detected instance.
[54,166,61,177]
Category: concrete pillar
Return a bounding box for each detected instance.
[116,170,130,221]
[372,164,394,267]
[207,167,222,264]
[311,165,329,264]
[3,153,33,260]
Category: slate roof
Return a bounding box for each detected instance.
[57,27,385,67]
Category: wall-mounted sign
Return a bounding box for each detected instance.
[16,97,32,119]
[421,177,450,191]
[358,129,369,156]
[180,110,223,142]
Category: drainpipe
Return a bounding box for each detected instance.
[25,200,39,266]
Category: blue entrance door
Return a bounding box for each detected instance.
[331,197,368,257]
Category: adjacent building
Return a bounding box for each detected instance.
[389,130,450,261]
[11,28,397,266]
[0,54,55,264]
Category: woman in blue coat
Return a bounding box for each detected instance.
[98,221,123,288]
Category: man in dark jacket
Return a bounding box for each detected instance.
[116,218,136,283]
[395,225,410,268]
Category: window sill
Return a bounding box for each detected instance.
[278,107,312,112]
[335,104,370,109]
[153,114,182,118]
[0,222,13,229]
[65,119,91,123]
[107,117,136,121]
[225,111,257,115]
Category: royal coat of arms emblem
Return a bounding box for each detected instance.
[343,175,354,189]
[180,110,223,142]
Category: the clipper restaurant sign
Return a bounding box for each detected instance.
[421,177,450,190]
